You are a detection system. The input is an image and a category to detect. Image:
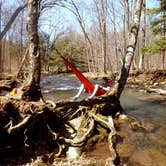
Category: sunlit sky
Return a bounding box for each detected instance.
[1,0,160,40]
[39,0,159,38]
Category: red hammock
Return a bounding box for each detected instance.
[61,56,112,96]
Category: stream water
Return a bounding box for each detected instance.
[41,74,166,165]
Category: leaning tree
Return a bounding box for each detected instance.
[0,0,143,165]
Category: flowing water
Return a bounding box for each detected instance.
[41,74,166,165]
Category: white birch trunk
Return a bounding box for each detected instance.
[113,0,143,98]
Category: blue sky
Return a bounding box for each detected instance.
[1,0,160,38]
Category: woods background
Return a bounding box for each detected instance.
[0,0,165,76]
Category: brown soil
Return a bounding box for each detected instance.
[128,69,166,89]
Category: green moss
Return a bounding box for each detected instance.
[83,123,108,152]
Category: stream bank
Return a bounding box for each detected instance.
[0,70,165,165]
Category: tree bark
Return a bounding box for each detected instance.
[21,0,42,101]
[112,0,119,71]
[0,94,121,163]
[138,0,146,69]
[113,0,143,98]
[124,0,130,45]
[0,1,2,73]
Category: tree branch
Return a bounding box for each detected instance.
[0,3,27,41]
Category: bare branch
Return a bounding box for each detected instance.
[0,3,27,41]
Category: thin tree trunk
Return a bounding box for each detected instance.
[0,3,27,41]
[0,1,2,73]
[138,0,146,69]
[103,20,107,73]
[93,0,108,73]
[124,0,130,45]
[123,14,127,55]
[112,0,119,71]
[19,10,24,64]
[66,0,96,73]
[162,51,165,69]
[162,9,165,70]
[113,0,143,98]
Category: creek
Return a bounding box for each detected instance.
[41,74,166,165]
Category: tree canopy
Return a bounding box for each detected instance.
[143,0,166,54]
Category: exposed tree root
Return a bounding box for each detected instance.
[90,113,117,161]
[0,95,122,165]
[64,117,95,146]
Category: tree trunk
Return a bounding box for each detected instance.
[112,0,143,98]
[66,0,96,73]
[138,0,146,70]
[19,10,24,65]
[112,0,119,71]
[162,1,166,69]
[21,0,42,101]
[123,13,127,55]
[162,51,165,69]
[0,1,2,73]
[124,0,130,45]
[0,3,27,41]
[101,0,107,73]
[103,19,107,73]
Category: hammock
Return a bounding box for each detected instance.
[61,56,112,96]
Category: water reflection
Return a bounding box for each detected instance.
[120,90,166,164]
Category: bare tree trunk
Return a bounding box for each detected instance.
[0,1,2,73]
[121,0,130,57]
[138,0,146,70]
[66,0,96,73]
[103,19,107,73]
[101,0,107,73]
[123,14,127,55]
[113,0,143,98]
[0,3,27,41]
[162,2,166,69]
[112,0,119,71]
[162,51,165,69]
[19,10,24,64]
[21,0,42,101]
[93,0,108,73]
[124,0,130,45]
